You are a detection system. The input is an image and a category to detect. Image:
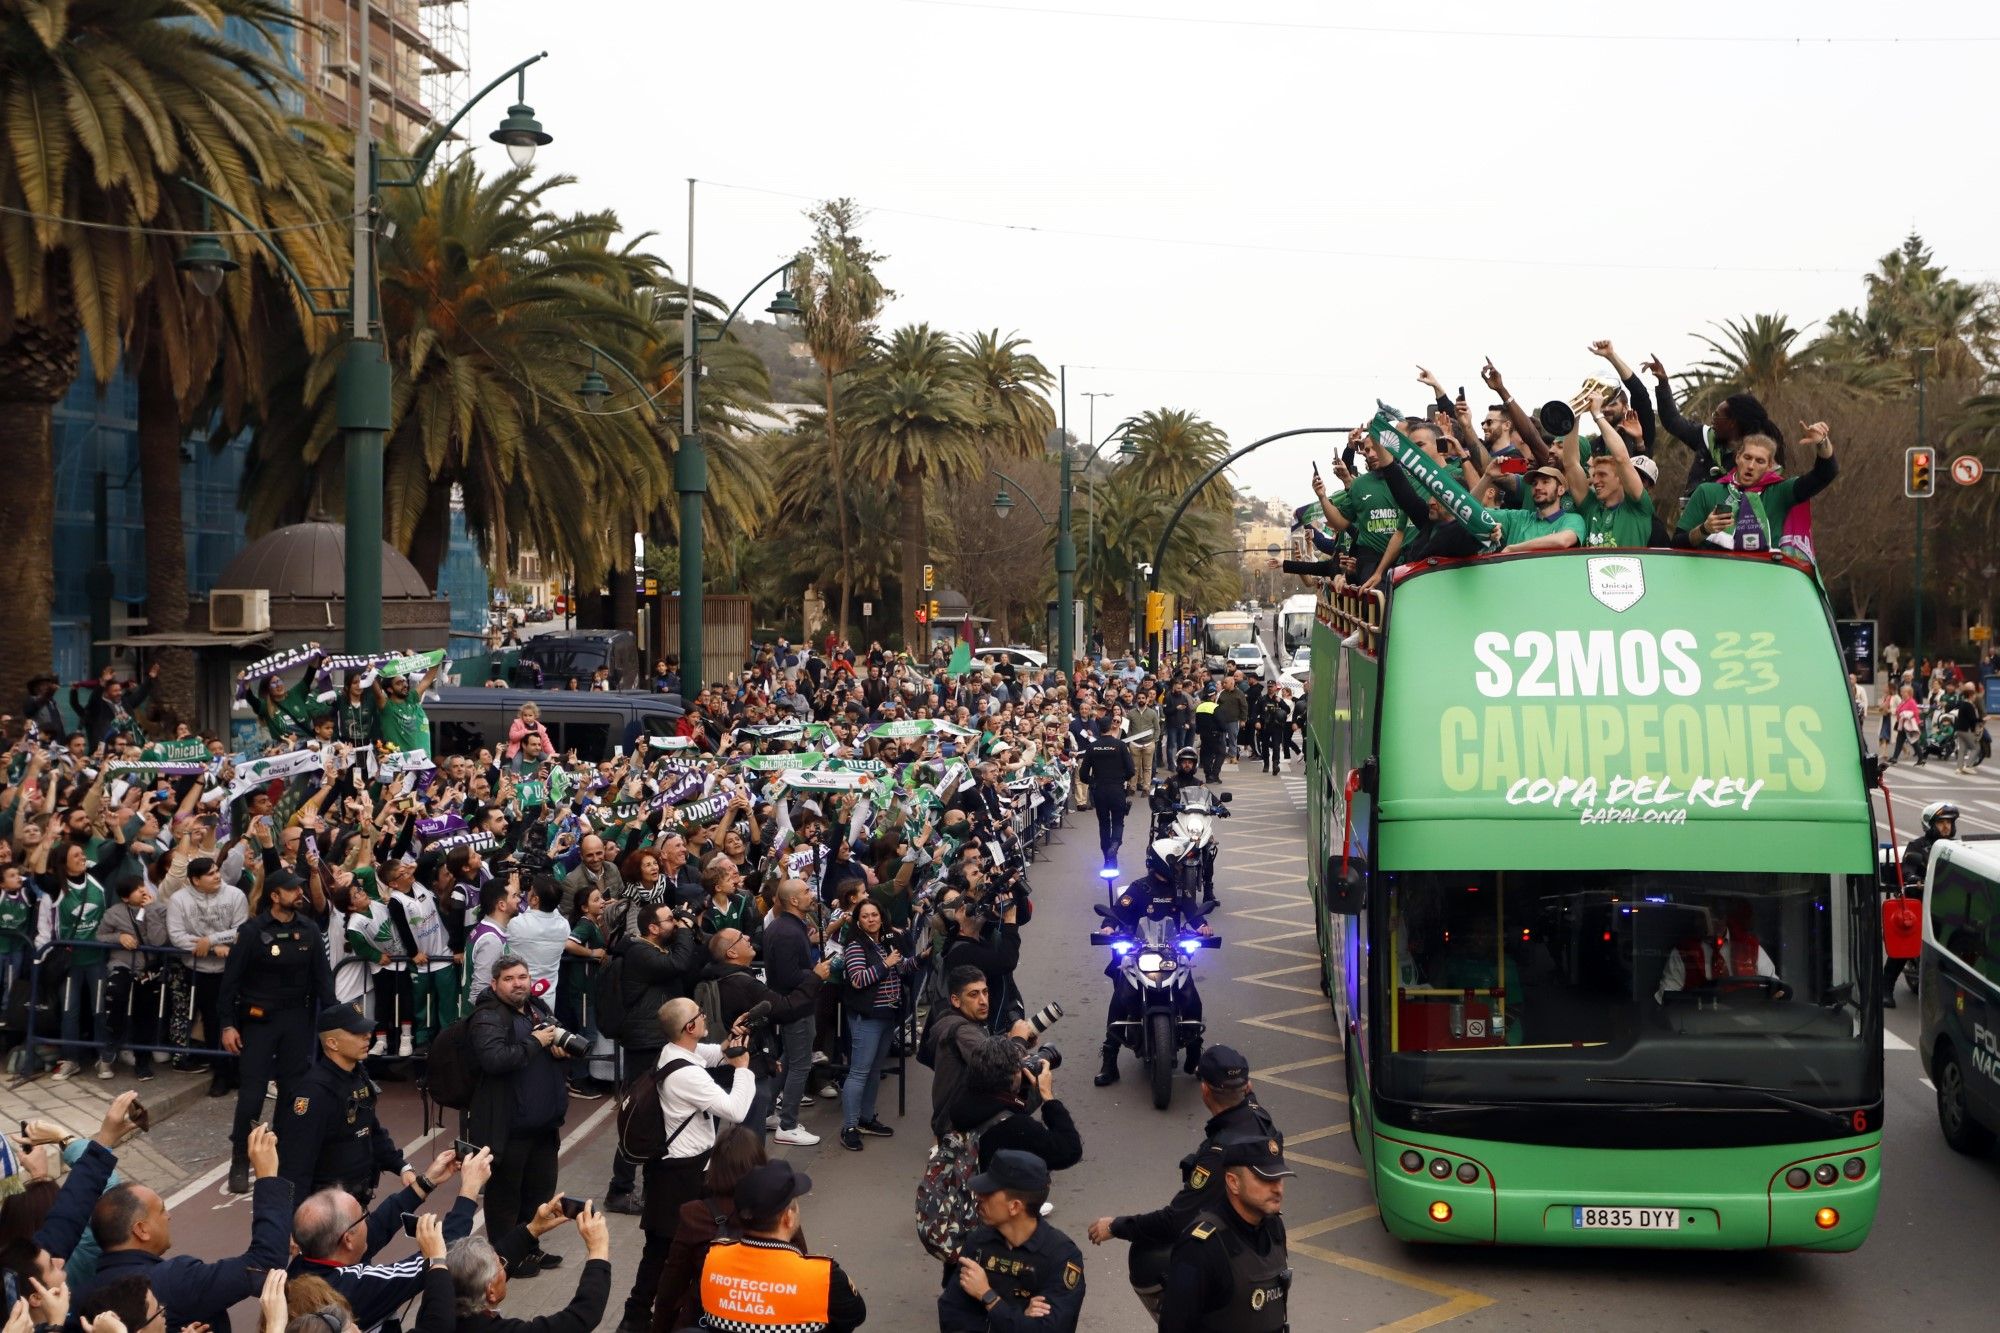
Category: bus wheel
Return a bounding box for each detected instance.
[1148,1013,1176,1110]
[1936,1050,1996,1156]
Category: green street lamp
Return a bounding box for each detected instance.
[991,487,1016,522]
[178,45,554,654]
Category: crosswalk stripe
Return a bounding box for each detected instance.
[1885,1028,1914,1052]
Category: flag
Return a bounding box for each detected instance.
[946,640,973,677]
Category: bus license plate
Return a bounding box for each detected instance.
[1571,1206,1679,1230]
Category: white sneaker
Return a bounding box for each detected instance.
[369,1035,386,1058]
[815,1082,842,1100]
[811,1051,830,1065]
[773,1125,821,1146]
[95,1060,115,1080]
[50,1060,79,1082]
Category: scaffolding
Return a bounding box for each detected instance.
[418,0,472,162]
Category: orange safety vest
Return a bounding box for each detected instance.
[698,1237,833,1332]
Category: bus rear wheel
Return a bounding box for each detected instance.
[1936,1050,1996,1156]
[1148,1012,1176,1110]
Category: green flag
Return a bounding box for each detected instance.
[1369,404,1499,546]
[945,641,973,677]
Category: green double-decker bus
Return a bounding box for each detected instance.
[1304,549,1884,1250]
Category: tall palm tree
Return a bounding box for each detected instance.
[792,200,890,642]
[0,0,312,690]
[1823,234,2000,380]
[959,330,1055,459]
[1677,313,1902,415]
[845,325,984,649]
[767,408,901,633]
[1117,408,1234,511]
[244,162,668,593]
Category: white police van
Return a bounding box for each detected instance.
[1920,835,2000,1154]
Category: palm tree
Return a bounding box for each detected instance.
[1073,469,1233,645]
[243,162,669,594]
[0,0,312,691]
[1117,408,1234,512]
[792,200,890,642]
[1823,234,2000,380]
[766,408,901,635]
[845,325,984,649]
[959,330,1055,459]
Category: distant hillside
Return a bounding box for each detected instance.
[732,318,820,405]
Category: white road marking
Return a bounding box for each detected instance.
[167,1122,444,1210]
[1920,1077,1936,1092]
[1885,1028,1914,1051]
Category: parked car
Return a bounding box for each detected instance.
[424,686,683,764]
[975,645,1048,671]
[516,630,639,690]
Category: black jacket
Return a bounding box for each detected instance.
[762,910,817,994]
[1078,736,1135,798]
[943,922,1021,998]
[615,927,701,1051]
[466,991,569,1145]
[700,957,820,1074]
[949,1091,1083,1172]
[87,1177,295,1333]
[458,1223,610,1333]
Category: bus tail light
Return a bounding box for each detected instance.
[1429,1157,1452,1178]
[1455,1162,1479,1184]
[1843,1157,1866,1180]
[1813,1163,1838,1186]
[1815,1207,1839,1230]
[1399,1151,1423,1173]
[1785,1168,1810,1190]
[1429,1201,1452,1223]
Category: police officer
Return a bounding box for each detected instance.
[1093,859,1212,1088]
[1157,1139,1293,1333]
[941,1150,1086,1333]
[219,869,335,1193]
[1150,747,1227,904]
[1088,1046,1281,1310]
[1078,717,1136,870]
[274,1002,412,1204]
[1901,801,1958,886]
[695,1159,867,1332]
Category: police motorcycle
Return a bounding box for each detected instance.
[1092,857,1222,1110]
[1149,783,1231,909]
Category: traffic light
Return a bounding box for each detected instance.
[914,606,927,624]
[1906,447,1935,498]
[922,563,935,591]
[929,599,941,621]
[1146,591,1166,634]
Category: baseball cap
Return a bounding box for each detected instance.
[734,1160,813,1225]
[1630,456,1659,486]
[968,1149,1051,1197]
[265,870,307,892]
[1219,1137,1296,1179]
[1526,464,1566,484]
[316,1002,372,1035]
[1194,1045,1251,1089]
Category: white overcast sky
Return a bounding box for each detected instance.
[466,0,2000,506]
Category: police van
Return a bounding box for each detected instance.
[1920,835,2000,1155]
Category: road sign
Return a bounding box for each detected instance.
[1951,454,1985,486]
[1971,624,1991,642]
[1905,447,1935,499]
[861,601,873,617]
[922,563,935,591]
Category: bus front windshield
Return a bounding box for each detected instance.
[1205,625,1256,653]
[1281,615,1312,654]
[1380,869,1871,1108]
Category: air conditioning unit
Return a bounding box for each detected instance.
[210,589,271,634]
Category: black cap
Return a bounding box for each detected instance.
[734,1160,812,1225]
[266,870,307,892]
[967,1149,1050,1197]
[317,1002,372,1035]
[1218,1137,1295,1179]
[1195,1045,1250,1089]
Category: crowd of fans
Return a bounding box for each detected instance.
[3,634,1298,1332]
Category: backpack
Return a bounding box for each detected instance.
[913,1111,1009,1260]
[692,977,728,1039]
[423,1017,477,1110]
[617,1057,701,1163]
[593,950,630,1039]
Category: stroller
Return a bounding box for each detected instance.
[1920,699,1959,762]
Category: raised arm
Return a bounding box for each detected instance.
[1588,396,1645,501]
[1640,354,1706,453]
[1481,358,1551,466]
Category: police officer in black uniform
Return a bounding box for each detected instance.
[1149,747,1228,908]
[1092,858,1212,1088]
[940,1150,1087,1333]
[1078,717,1136,870]
[1089,1046,1282,1311]
[274,1002,413,1205]
[219,869,335,1193]
[1158,1138,1293,1333]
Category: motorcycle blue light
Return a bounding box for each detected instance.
[1178,938,1202,955]
[1112,941,1134,955]
[1099,867,1120,879]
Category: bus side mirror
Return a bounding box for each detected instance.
[1327,854,1367,915]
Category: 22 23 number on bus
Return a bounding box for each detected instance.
[1571,1207,1681,1230]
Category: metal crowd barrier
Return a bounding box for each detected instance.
[5,938,234,1075]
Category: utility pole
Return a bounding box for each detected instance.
[1915,349,1930,664]
[678,178,706,696]
[1056,366,1076,677]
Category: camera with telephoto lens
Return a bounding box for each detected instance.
[534,1022,591,1058]
[1020,1001,1064,1075]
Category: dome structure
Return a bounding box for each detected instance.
[215,521,433,601]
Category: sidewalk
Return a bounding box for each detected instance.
[3,1062,211,1184]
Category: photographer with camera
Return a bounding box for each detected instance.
[947,1036,1081,1177]
[943,888,1024,1033]
[698,924,829,1143]
[466,957,575,1267]
[605,901,701,1213]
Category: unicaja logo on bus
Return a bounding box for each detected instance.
[1587,557,1646,613]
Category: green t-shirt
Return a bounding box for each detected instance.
[0,890,31,954]
[1678,477,1812,550]
[1332,473,1409,554]
[1578,489,1656,549]
[376,696,431,755]
[57,879,107,942]
[1494,505,1586,550]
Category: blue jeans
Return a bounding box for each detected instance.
[840,1014,896,1130]
[776,1015,814,1129]
[1224,720,1242,758]
[59,958,105,1062]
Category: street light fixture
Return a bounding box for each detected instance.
[175,233,238,298]
[991,486,1016,521]
[576,364,611,411]
[488,68,553,169]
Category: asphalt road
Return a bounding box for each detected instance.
[137,754,2000,1332]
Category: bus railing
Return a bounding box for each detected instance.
[1318,584,1386,656]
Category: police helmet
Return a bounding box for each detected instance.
[1175,746,1198,769]
[1922,801,1959,832]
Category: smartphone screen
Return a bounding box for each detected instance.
[400,1212,420,1238]
[454,1137,479,1160]
[559,1195,586,1219]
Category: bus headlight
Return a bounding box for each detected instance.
[1813,1163,1838,1186]
[1815,1207,1839,1230]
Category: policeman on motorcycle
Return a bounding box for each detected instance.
[1085,1046,1284,1320]
[1889,801,1958,1005]
[1150,747,1228,905]
[1094,851,1211,1088]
